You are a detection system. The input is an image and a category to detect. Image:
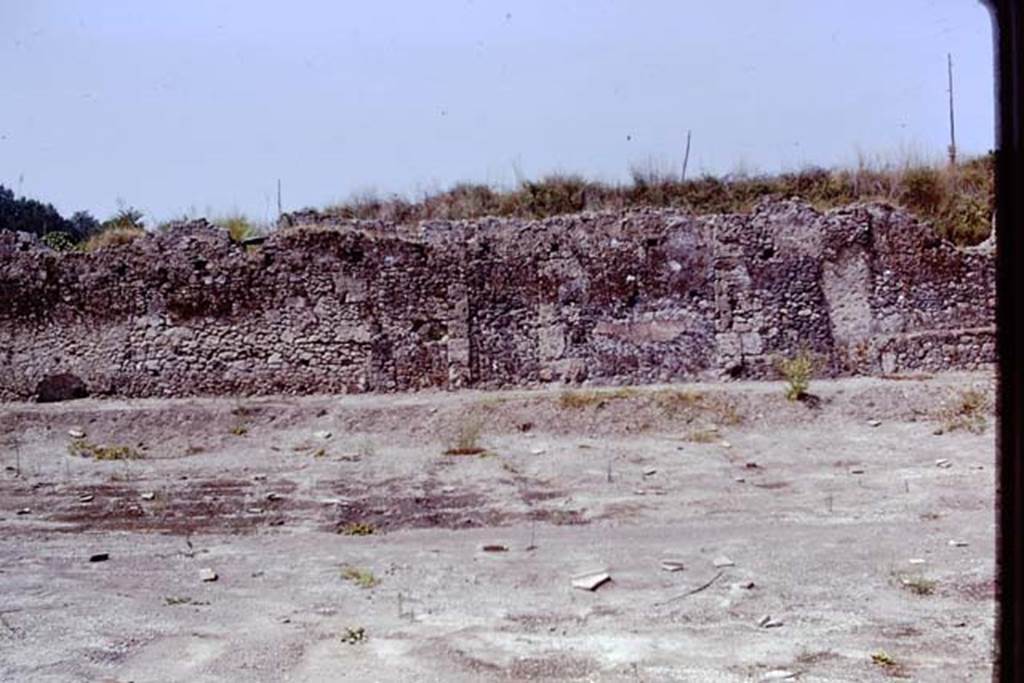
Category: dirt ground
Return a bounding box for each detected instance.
[0,373,996,682]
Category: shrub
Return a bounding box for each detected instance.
[938,387,991,433]
[338,521,376,536]
[777,350,817,401]
[341,565,379,588]
[216,214,257,243]
[68,439,143,460]
[444,416,486,455]
[899,166,945,214]
[41,231,76,251]
[81,209,147,252]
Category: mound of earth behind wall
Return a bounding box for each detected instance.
[0,198,994,400]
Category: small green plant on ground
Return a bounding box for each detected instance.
[558,387,637,409]
[338,521,376,536]
[777,350,817,401]
[341,565,379,588]
[340,626,366,644]
[444,415,486,455]
[230,424,248,436]
[937,387,991,434]
[895,573,937,596]
[871,650,896,667]
[163,595,208,606]
[684,427,719,443]
[68,438,143,461]
[870,650,909,677]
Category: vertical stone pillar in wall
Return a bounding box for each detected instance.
[446,281,472,388]
[536,302,567,382]
[821,247,874,372]
[712,244,752,377]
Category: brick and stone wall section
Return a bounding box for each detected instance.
[0,198,995,400]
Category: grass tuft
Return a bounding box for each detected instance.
[558,387,637,409]
[937,388,990,434]
[338,521,376,536]
[80,226,146,252]
[341,565,379,588]
[444,415,486,455]
[777,350,817,401]
[316,155,994,246]
[68,438,143,461]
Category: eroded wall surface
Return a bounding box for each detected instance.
[0,199,995,400]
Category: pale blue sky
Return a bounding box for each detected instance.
[0,1,995,224]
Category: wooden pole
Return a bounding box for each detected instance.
[682,130,692,181]
[947,53,957,166]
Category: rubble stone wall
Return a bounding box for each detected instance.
[0,199,995,400]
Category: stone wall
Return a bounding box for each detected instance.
[0,198,995,400]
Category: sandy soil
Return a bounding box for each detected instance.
[0,373,996,682]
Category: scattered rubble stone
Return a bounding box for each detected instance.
[199,568,218,582]
[712,556,735,568]
[571,570,611,591]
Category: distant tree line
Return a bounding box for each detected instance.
[0,184,102,242]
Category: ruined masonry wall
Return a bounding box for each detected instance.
[0,198,995,400]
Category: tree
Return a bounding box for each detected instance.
[68,210,101,240]
[0,184,72,237]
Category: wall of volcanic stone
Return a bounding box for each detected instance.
[0,198,995,400]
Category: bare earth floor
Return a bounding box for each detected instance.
[0,373,996,682]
